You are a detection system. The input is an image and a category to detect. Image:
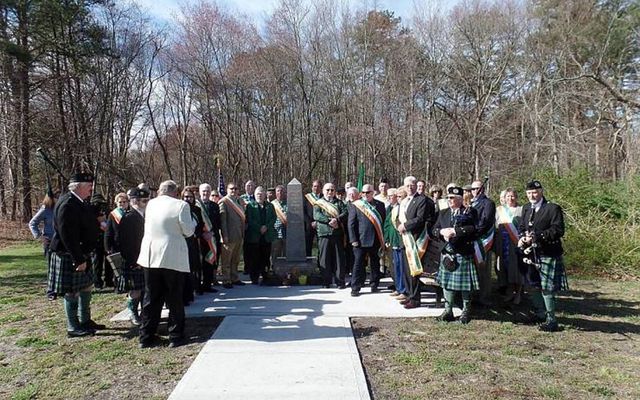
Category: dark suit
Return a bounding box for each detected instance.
[518,199,564,257]
[118,209,146,292]
[50,193,100,267]
[348,199,386,291]
[471,193,497,302]
[199,200,221,289]
[400,194,436,304]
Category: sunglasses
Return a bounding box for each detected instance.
[362,191,373,194]
[325,188,335,192]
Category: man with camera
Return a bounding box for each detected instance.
[518,180,568,332]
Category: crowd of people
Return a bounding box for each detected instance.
[27,172,569,348]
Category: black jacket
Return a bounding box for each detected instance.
[200,200,220,241]
[432,206,478,256]
[49,192,100,266]
[119,209,145,268]
[518,198,564,257]
[348,199,386,248]
[402,193,436,238]
[471,193,496,237]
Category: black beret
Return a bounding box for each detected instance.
[129,188,150,199]
[526,180,543,190]
[336,188,346,194]
[70,172,94,183]
[447,186,463,197]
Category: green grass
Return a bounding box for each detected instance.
[0,243,221,400]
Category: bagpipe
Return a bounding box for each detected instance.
[518,209,540,269]
[441,207,475,272]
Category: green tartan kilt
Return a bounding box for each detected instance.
[47,252,94,295]
[533,256,569,292]
[116,266,145,293]
[437,254,479,292]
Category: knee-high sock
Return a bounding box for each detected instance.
[461,291,471,312]
[542,290,557,323]
[443,288,455,314]
[63,293,80,331]
[78,290,92,325]
[530,290,546,318]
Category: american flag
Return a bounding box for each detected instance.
[218,167,226,196]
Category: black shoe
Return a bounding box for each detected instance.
[81,320,106,330]
[168,337,185,348]
[350,290,360,297]
[386,284,396,291]
[436,311,455,322]
[222,283,233,289]
[47,293,57,301]
[459,310,471,324]
[203,287,218,293]
[94,281,104,289]
[139,340,154,349]
[323,284,331,289]
[212,280,221,286]
[233,280,246,286]
[538,321,560,332]
[67,328,94,338]
[338,284,347,290]
[370,285,379,293]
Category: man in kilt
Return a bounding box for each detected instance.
[518,180,569,332]
[433,186,479,324]
[117,187,149,325]
[48,173,105,337]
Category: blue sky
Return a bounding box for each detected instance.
[134,0,456,27]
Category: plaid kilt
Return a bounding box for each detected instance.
[527,256,569,292]
[437,254,479,292]
[116,266,145,292]
[48,252,94,295]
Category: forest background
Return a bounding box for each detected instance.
[0,0,639,276]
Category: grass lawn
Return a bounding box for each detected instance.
[353,279,640,399]
[1,240,639,399]
[0,243,221,400]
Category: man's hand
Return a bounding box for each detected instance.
[351,241,360,247]
[311,221,317,229]
[202,231,213,241]
[75,262,87,272]
[398,223,406,234]
[441,228,456,241]
[328,218,339,229]
[260,225,268,234]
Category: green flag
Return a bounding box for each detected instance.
[356,160,365,191]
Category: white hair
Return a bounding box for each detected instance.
[403,176,417,186]
[158,180,178,195]
[199,183,211,192]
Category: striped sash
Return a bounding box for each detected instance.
[315,198,340,218]
[110,208,126,224]
[393,206,423,277]
[219,196,246,224]
[496,206,519,245]
[196,199,217,264]
[305,193,320,207]
[271,200,287,225]
[352,199,384,248]
[473,227,495,265]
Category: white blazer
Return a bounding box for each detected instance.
[137,195,196,273]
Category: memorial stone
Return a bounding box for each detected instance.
[273,178,316,278]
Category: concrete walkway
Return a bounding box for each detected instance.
[111,280,450,399]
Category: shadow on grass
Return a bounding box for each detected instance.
[97,317,223,345]
[470,289,640,335]
[0,273,48,293]
[0,252,46,267]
